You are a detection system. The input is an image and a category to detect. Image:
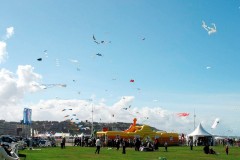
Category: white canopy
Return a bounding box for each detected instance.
[188,123,212,137]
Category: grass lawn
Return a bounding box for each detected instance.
[19,145,240,160]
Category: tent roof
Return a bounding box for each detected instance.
[188,123,212,137]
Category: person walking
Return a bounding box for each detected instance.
[95,137,101,154]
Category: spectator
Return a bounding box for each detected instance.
[189,140,193,150]
[61,137,66,149]
[116,138,120,150]
[122,139,126,154]
[225,145,229,155]
[95,137,101,154]
[203,145,209,154]
[154,138,159,150]
[164,141,168,152]
[209,148,216,154]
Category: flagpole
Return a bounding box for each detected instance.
[194,109,196,130]
[91,103,94,137]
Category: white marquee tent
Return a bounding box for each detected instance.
[188,123,213,145]
[188,123,212,137]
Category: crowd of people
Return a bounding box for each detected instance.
[58,135,236,157]
[90,137,170,154]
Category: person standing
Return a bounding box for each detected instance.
[154,138,159,150]
[189,140,193,150]
[225,145,229,155]
[135,138,141,151]
[164,141,168,152]
[95,137,101,154]
[61,137,66,149]
[116,138,120,150]
[122,139,126,154]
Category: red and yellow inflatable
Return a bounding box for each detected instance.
[97,118,179,146]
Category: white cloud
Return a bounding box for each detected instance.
[0,66,239,136]
[0,26,14,63]
[0,41,7,63]
[0,65,42,120]
[6,27,14,39]
[16,65,42,92]
[25,96,192,133]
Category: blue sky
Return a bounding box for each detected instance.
[0,0,240,136]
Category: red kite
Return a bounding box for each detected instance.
[130,79,134,82]
[177,113,190,117]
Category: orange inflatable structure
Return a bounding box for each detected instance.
[97,118,179,146]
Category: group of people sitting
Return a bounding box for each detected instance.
[203,144,216,154]
[139,139,160,152]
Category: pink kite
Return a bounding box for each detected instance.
[130,79,135,82]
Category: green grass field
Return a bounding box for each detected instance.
[19,145,240,160]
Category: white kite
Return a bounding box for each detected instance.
[202,21,217,35]
[211,118,220,129]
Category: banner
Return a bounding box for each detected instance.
[23,108,32,125]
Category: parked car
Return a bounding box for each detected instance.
[17,140,27,150]
[24,138,39,147]
[0,135,17,143]
[38,140,51,147]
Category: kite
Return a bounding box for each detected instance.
[69,59,79,63]
[211,118,220,129]
[64,115,69,117]
[40,84,67,88]
[177,112,190,117]
[93,34,111,44]
[130,79,135,83]
[206,66,211,70]
[55,59,60,67]
[93,34,96,41]
[202,21,217,35]
[62,109,72,111]
[96,53,102,56]
[37,50,48,61]
[123,105,132,110]
[93,34,100,44]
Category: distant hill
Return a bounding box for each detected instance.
[0,120,163,136]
